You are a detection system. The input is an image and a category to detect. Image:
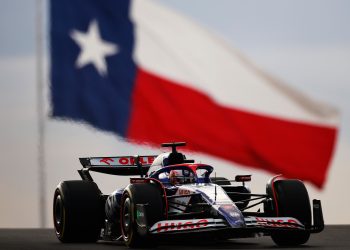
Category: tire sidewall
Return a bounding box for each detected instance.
[53,188,66,240]
[120,190,136,246]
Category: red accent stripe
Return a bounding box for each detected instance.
[127,68,337,188]
[148,178,168,219]
[270,175,283,216]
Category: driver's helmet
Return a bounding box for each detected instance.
[169,169,195,185]
[169,170,182,185]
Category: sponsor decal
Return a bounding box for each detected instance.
[135,205,147,228]
[153,219,209,233]
[119,156,155,165]
[96,156,155,166]
[254,217,303,228]
[130,178,149,184]
[229,212,241,218]
[136,210,144,219]
[100,157,114,165]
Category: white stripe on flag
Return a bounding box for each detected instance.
[131,0,338,126]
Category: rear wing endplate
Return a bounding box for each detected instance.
[78,155,157,177]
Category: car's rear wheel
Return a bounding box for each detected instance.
[267,179,311,246]
[53,180,104,242]
[121,183,163,248]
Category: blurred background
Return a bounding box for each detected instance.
[0,0,349,227]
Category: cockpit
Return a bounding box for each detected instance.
[146,142,213,185]
[149,164,213,186]
[147,142,195,176]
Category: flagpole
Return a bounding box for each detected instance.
[36,0,46,228]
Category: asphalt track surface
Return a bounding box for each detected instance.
[0,226,349,250]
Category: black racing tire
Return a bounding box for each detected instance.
[53,180,104,243]
[269,179,311,246]
[120,183,163,248]
[210,177,231,186]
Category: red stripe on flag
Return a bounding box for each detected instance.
[127,68,337,188]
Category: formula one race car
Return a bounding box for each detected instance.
[53,142,324,247]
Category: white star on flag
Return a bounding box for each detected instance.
[70,20,118,76]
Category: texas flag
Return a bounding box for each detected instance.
[50,0,338,187]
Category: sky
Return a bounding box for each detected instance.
[0,0,350,227]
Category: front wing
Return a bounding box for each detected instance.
[143,199,324,237]
[149,216,305,235]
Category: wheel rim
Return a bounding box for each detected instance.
[54,194,64,234]
[121,197,131,239]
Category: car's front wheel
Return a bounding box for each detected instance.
[120,183,164,248]
[267,179,311,246]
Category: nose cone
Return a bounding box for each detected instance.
[218,204,245,228]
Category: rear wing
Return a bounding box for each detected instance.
[78,155,157,178]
